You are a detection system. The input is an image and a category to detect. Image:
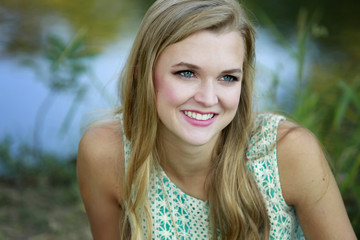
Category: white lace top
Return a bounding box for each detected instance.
[120,113,305,239]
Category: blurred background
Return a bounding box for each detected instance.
[0,0,359,238]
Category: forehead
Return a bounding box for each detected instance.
[156,30,245,69]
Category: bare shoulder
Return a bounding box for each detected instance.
[276,120,326,205]
[77,119,126,239]
[276,120,356,239]
[78,119,124,164]
[77,119,125,200]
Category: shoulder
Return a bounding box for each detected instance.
[77,119,125,202]
[276,121,356,239]
[276,120,326,205]
[77,119,128,238]
[79,119,124,159]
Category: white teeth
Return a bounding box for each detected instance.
[184,111,214,120]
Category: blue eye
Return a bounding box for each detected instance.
[176,70,194,78]
[221,75,238,82]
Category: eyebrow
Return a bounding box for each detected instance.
[172,62,200,70]
[172,62,242,75]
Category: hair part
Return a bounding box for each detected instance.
[117,0,269,239]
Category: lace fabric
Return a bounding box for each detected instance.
[119,113,304,239]
[247,114,304,239]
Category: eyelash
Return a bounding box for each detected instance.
[174,70,239,82]
[176,70,194,78]
[221,75,239,82]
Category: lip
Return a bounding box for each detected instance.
[181,110,217,127]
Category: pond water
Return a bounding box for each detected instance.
[0,37,133,157]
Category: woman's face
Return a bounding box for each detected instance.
[154,30,245,148]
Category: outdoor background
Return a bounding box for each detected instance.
[0,0,359,238]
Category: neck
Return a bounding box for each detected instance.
[157,131,220,201]
[160,136,218,176]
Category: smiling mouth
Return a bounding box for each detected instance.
[183,111,215,121]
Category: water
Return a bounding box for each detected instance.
[0,38,134,157]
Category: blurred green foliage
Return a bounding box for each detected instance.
[0,0,152,55]
[0,137,76,188]
[258,8,360,235]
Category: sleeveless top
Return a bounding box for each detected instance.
[119,113,305,239]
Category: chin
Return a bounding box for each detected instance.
[180,133,219,147]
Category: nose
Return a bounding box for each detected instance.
[194,79,218,106]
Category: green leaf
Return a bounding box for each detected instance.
[340,154,360,194]
[334,81,352,127]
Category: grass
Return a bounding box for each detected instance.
[0,138,91,239]
[0,183,91,240]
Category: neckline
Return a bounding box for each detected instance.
[157,166,208,205]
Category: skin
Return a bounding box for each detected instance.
[77,30,357,239]
[277,121,357,239]
[77,121,125,240]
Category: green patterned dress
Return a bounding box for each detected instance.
[119,113,305,239]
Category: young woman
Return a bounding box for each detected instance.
[77,0,356,239]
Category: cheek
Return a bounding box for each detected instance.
[162,86,180,104]
[222,86,242,111]
[155,76,183,106]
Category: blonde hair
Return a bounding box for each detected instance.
[117,0,269,239]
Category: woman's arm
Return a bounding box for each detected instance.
[77,121,125,240]
[277,121,357,240]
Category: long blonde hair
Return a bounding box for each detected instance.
[117,0,269,239]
